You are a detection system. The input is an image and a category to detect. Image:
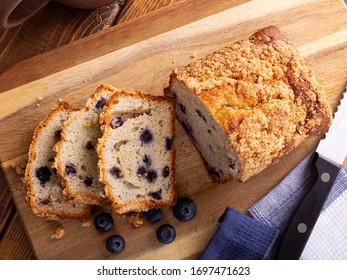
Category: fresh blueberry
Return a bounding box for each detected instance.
[85,141,94,150]
[110,117,124,129]
[156,224,176,244]
[106,235,125,254]
[143,154,152,166]
[35,166,51,186]
[83,177,93,187]
[94,213,114,232]
[144,208,162,224]
[165,137,173,151]
[54,130,62,139]
[172,197,197,222]
[179,103,186,113]
[110,166,124,179]
[140,128,153,144]
[95,97,107,110]
[65,164,76,176]
[148,189,162,200]
[146,169,157,183]
[162,166,170,178]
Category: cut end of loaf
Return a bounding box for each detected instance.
[167,25,332,182]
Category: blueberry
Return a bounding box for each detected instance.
[165,137,173,151]
[156,224,176,244]
[110,166,124,179]
[35,166,51,186]
[162,166,170,178]
[140,128,153,144]
[55,130,62,139]
[95,97,107,110]
[137,166,146,177]
[144,208,162,224]
[65,164,76,176]
[148,189,162,200]
[179,103,186,113]
[172,197,197,222]
[196,109,207,122]
[106,235,125,254]
[94,213,114,232]
[143,154,152,166]
[229,161,236,170]
[85,141,94,150]
[39,198,51,205]
[146,169,157,183]
[83,177,93,186]
[110,117,124,129]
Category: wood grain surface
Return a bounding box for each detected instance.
[0,0,347,259]
[0,0,182,260]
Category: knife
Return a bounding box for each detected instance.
[272,88,347,260]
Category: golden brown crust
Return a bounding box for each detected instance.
[53,85,117,206]
[25,102,91,220]
[97,89,176,214]
[170,26,332,182]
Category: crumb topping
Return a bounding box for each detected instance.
[172,26,332,180]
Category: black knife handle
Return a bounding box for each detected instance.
[272,153,340,260]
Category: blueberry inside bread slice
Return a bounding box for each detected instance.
[166,26,332,182]
[25,103,91,220]
[97,89,176,215]
[53,85,116,205]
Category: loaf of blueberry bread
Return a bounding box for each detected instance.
[97,89,176,214]
[25,103,91,220]
[53,84,116,205]
[166,25,332,182]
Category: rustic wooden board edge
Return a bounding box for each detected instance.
[0,0,250,93]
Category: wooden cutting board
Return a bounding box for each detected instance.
[0,0,346,260]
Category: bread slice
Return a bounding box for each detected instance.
[97,89,176,215]
[53,85,116,205]
[166,25,332,182]
[25,103,91,220]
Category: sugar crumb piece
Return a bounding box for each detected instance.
[36,103,40,107]
[58,98,63,103]
[81,219,92,227]
[190,53,196,58]
[51,227,65,240]
[99,191,106,198]
[36,96,43,102]
[172,60,176,64]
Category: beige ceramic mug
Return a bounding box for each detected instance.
[0,0,115,28]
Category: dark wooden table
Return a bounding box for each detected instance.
[0,0,182,260]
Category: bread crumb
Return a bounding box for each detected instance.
[10,159,27,175]
[36,103,40,107]
[190,53,196,58]
[58,98,63,103]
[81,219,92,227]
[37,96,43,102]
[172,60,176,64]
[51,227,65,240]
